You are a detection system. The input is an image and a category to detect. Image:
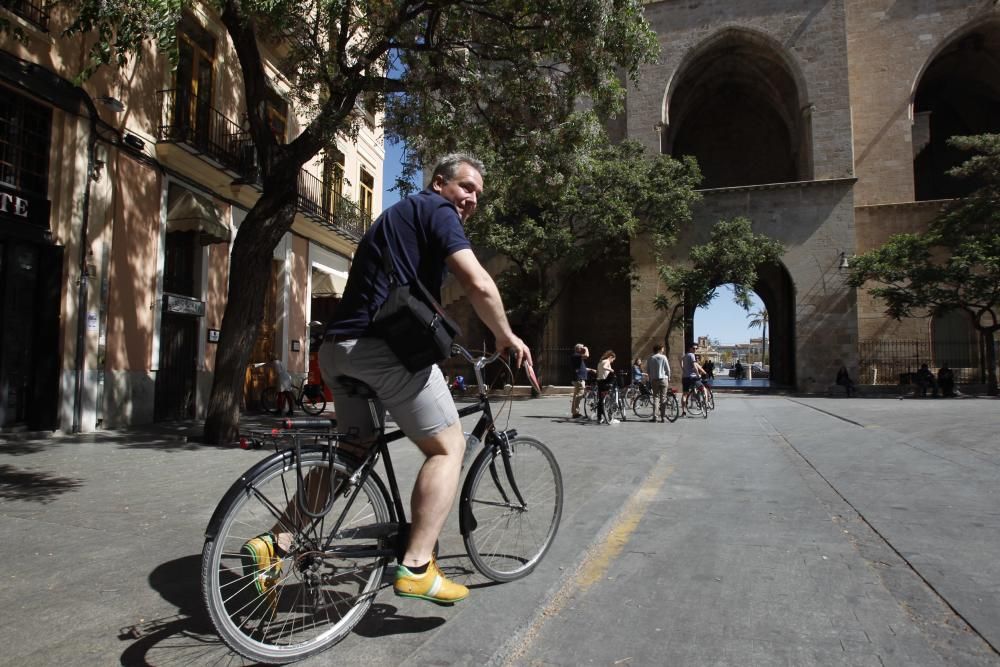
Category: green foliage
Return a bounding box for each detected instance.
[653,217,785,350]
[450,112,702,343]
[848,134,1000,330]
[849,133,1000,393]
[57,0,664,440]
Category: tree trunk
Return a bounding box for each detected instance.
[203,189,298,444]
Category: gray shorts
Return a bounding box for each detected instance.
[318,337,459,442]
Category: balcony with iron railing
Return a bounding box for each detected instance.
[156,89,368,242]
[2,0,50,31]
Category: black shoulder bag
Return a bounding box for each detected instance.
[371,223,461,372]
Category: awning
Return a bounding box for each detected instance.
[312,264,349,296]
[166,189,230,245]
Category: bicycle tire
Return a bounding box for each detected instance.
[462,436,563,582]
[685,391,703,417]
[632,392,654,419]
[697,391,709,418]
[300,393,327,416]
[583,388,599,420]
[664,392,680,423]
[259,386,280,414]
[705,386,715,411]
[202,448,392,664]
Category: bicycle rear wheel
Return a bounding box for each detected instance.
[462,436,562,582]
[202,448,392,664]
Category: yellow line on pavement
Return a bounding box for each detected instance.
[503,456,675,665]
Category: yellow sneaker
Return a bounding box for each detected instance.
[241,532,281,608]
[393,559,468,605]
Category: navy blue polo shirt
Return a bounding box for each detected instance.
[326,190,472,337]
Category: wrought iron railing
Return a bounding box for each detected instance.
[156,89,369,241]
[858,339,996,385]
[297,169,368,240]
[2,0,49,30]
[156,89,250,175]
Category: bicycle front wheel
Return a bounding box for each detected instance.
[632,392,654,419]
[202,448,392,664]
[259,386,279,414]
[462,436,563,582]
[665,392,680,423]
[583,389,598,420]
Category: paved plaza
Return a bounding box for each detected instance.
[0,394,998,666]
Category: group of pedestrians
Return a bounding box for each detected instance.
[570,341,710,422]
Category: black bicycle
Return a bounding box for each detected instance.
[201,344,563,664]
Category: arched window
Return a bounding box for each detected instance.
[913,26,1000,201]
[932,309,977,368]
[666,30,811,189]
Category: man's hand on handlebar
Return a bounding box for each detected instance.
[496,332,533,370]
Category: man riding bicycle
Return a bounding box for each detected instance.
[681,343,707,417]
[315,154,531,605]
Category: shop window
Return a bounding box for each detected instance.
[360,166,374,226]
[0,89,52,197]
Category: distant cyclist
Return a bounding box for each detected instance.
[681,343,707,417]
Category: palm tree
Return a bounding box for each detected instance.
[746,308,769,366]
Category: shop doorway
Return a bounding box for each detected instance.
[0,240,62,429]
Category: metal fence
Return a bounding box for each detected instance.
[858,339,997,385]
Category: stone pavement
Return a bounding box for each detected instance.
[0,394,998,666]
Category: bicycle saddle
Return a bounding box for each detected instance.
[335,375,378,399]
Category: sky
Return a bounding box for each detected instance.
[382,144,764,347]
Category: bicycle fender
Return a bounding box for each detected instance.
[203,447,368,540]
[458,445,498,536]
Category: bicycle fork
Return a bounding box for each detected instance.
[458,429,525,536]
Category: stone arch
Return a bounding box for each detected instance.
[911,18,1000,201]
[663,27,813,189]
[684,260,796,387]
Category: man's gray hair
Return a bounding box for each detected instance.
[432,153,485,182]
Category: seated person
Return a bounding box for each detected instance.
[914,363,938,397]
[937,363,955,397]
[835,365,855,397]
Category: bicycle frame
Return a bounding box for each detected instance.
[236,346,527,563]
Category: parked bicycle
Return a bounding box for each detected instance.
[632,383,680,422]
[202,344,563,664]
[258,371,327,416]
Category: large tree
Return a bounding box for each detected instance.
[849,134,1000,395]
[65,0,660,442]
[652,217,785,356]
[399,111,703,358]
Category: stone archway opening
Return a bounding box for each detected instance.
[666,29,812,189]
[685,262,796,389]
[913,24,1000,201]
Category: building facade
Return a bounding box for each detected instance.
[616,0,997,391]
[1,2,379,432]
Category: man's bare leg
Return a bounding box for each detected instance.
[402,420,466,567]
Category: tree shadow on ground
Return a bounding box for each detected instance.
[0,464,82,502]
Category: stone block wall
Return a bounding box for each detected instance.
[845,0,999,205]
